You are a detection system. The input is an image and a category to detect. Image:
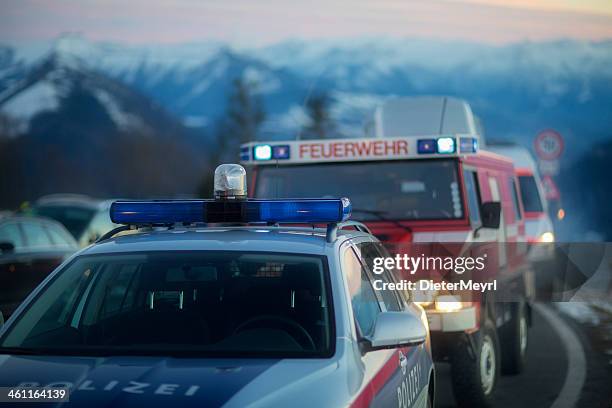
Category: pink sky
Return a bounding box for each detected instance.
[1,0,612,45]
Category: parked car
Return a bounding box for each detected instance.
[488,144,554,244]
[31,194,118,247]
[0,215,78,318]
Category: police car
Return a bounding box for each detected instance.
[0,165,434,408]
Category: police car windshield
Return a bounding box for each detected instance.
[256,159,464,221]
[0,252,332,358]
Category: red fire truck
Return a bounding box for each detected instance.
[240,126,534,407]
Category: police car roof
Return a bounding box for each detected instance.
[81,225,370,256]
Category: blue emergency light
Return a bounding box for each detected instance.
[272,145,291,159]
[436,137,456,154]
[240,146,250,161]
[253,144,272,161]
[252,144,291,161]
[110,198,352,225]
[417,139,437,154]
[417,137,457,154]
[459,137,478,153]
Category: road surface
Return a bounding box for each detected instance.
[435,302,612,408]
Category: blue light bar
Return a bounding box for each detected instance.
[417,139,437,154]
[111,200,206,224]
[110,198,351,225]
[254,198,351,223]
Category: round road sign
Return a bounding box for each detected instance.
[534,129,564,160]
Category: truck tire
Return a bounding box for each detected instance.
[501,301,529,375]
[450,319,500,408]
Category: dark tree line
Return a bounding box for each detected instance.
[0,86,205,209]
[197,78,266,197]
[197,78,337,197]
[0,75,338,208]
[301,92,336,140]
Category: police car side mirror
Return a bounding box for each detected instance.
[480,202,501,229]
[365,312,427,351]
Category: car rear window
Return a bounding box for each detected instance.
[32,205,96,240]
[518,175,544,213]
[45,224,78,248]
[21,222,53,248]
[0,223,25,249]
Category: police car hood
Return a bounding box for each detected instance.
[0,354,346,407]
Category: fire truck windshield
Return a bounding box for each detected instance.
[255,159,464,221]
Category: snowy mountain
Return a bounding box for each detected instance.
[2,34,612,155]
[0,45,205,208]
[254,38,612,147]
[0,47,185,137]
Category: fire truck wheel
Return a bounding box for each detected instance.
[500,301,529,375]
[450,319,500,408]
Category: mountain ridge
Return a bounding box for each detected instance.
[2,34,612,160]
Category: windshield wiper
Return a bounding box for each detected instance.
[351,209,413,234]
[0,346,322,359]
[0,346,109,356]
[0,347,50,356]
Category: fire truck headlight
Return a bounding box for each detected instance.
[253,144,272,161]
[539,232,555,243]
[434,295,466,312]
[413,281,437,307]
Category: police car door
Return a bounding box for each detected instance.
[343,240,428,408]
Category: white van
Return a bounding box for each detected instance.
[487,145,554,244]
